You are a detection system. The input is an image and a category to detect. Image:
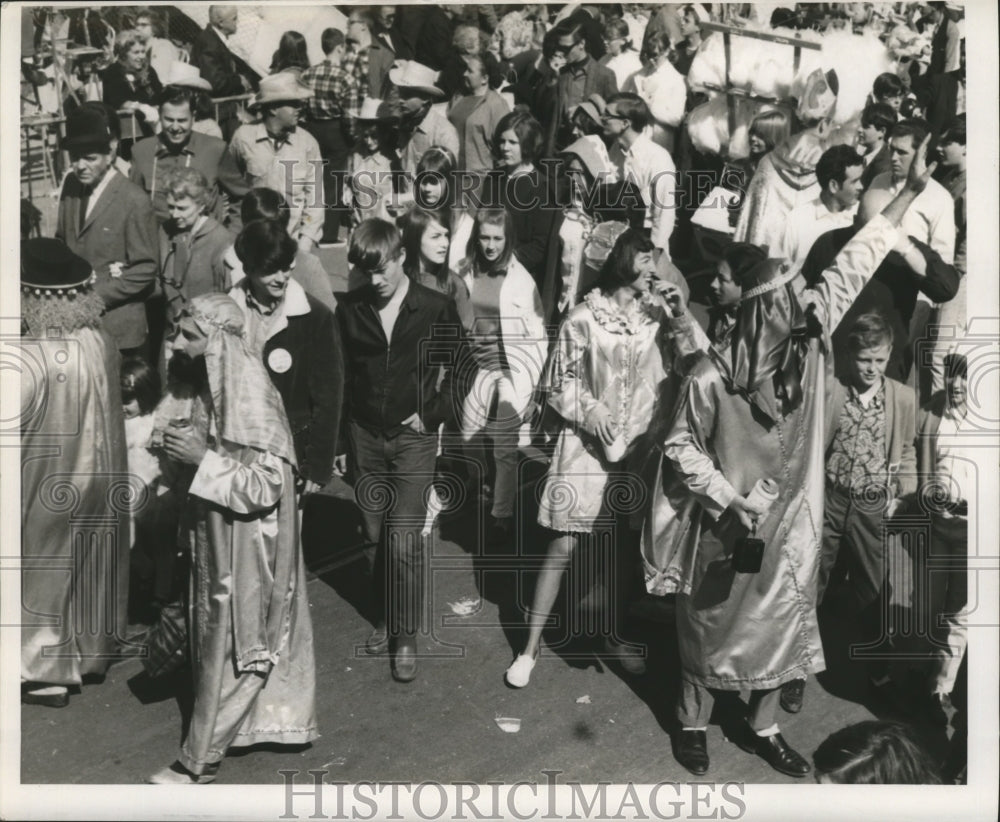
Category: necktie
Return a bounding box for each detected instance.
[79,189,90,232]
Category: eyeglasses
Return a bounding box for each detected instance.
[601,112,627,122]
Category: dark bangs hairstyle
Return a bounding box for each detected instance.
[348,217,404,272]
[121,355,161,415]
[594,228,655,293]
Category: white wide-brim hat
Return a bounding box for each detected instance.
[162,61,212,91]
[387,59,445,99]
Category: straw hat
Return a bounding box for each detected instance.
[387,60,445,99]
[162,62,212,91]
[248,72,313,111]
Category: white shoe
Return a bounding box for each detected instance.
[148,761,218,784]
[505,653,537,688]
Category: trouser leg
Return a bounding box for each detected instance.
[747,687,782,732]
[384,429,439,636]
[677,678,715,729]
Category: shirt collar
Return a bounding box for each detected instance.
[849,377,884,406]
[254,123,296,146]
[156,133,196,156]
[211,24,230,42]
[84,165,118,202]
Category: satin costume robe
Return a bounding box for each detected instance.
[178,428,318,774]
[539,290,705,532]
[657,214,899,691]
[21,326,129,686]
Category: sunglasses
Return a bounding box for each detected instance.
[601,112,627,122]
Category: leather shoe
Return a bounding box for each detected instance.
[392,638,418,683]
[673,730,709,775]
[365,623,389,655]
[735,727,811,777]
[780,678,806,713]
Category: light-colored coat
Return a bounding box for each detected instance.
[459,257,549,446]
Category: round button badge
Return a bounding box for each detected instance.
[268,348,293,373]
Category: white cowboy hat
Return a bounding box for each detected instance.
[349,97,395,122]
[248,71,313,111]
[162,61,212,91]
[387,60,445,99]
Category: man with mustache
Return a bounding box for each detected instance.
[149,293,317,783]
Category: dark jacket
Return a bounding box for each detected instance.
[861,143,892,190]
[56,170,159,349]
[802,225,960,382]
[190,25,246,97]
[100,61,162,110]
[231,279,344,484]
[335,280,464,438]
[130,131,228,223]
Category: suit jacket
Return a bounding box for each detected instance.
[230,280,344,484]
[56,170,159,349]
[190,25,246,97]
[335,281,464,438]
[861,143,892,190]
[130,131,228,223]
[826,376,918,498]
[366,31,411,98]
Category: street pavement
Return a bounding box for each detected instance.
[20,465,953,787]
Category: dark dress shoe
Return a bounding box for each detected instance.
[735,728,811,777]
[780,678,806,713]
[21,688,69,708]
[365,624,389,655]
[392,639,418,683]
[673,730,709,775]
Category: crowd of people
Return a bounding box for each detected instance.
[20,2,971,787]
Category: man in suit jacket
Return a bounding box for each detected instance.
[335,218,465,684]
[554,20,618,150]
[190,6,254,138]
[364,4,414,98]
[56,106,159,355]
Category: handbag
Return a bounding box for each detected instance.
[141,599,188,677]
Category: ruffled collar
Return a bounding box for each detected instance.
[584,288,658,335]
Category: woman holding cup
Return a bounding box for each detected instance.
[504,227,701,688]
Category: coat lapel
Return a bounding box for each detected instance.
[80,172,121,236]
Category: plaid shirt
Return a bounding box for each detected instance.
[341,45,370,113]
[301,59,358,120]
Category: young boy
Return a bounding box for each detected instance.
[781,312,917,713]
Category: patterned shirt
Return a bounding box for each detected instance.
[341,46,370,113]
[826,380,888,493]
[301,59,358,121]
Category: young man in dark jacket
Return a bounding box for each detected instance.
[334,218,465,683]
